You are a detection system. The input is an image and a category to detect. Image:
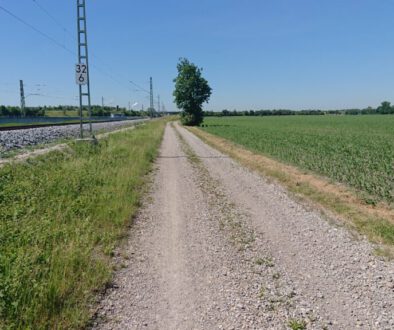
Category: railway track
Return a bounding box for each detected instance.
[0,118,145,132]
[0,119,149,152]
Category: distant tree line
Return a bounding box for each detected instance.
[0,105,146,118]
[204,101,394,117]
[89,105,143,117]
[0,105,45,117]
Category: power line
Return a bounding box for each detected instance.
[37,94,78,101]
[32,0,123,80]
[31,0,145,97]
[0,5,75,56]
[0,4,133,94]
[32,0,75,41]
[129,80,150,94]
[32,0,116,72]
[1,3,151,108]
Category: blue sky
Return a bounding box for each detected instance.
[0,0,394,111]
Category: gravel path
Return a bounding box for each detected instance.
[0,119,146,152]
[92,123,394,330]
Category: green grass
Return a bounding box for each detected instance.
[202,116,394,204]
[255,257,274,267]
[45,110,81,117]
[0,120,166,329]
[288,319,307,330]
[44,110,125,118]
[192,125,394,248]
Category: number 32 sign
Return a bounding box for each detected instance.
[76,64,88,85]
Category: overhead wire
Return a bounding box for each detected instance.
[129,80,150,94]
[0,4,75,56]
[1,2,156,109]
[0,2,144,102]
[31,0,148,96]
[32,0,76,41]
[31,93,77,100]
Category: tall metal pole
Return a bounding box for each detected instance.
[19,80,25,117]
[77,0,92,137]
[157,94,161,113]
[77,1,83,137]
[149,77,154,118]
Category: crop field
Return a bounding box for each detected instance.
[201,115,394,204]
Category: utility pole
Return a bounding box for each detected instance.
[77,0,92,138]
[149,77,154,118]
[19,80,25,117]
[157,94,161,113]
[101,96,104,108]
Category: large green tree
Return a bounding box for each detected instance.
[377,101,394,114]
[173,58,212,126]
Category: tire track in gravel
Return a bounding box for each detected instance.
[92,123,310,329]
[92,122,394,330]
[176,123,394,330]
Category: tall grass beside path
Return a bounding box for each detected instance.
[0,120,166,329]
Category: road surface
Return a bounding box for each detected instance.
[92,123,394,330]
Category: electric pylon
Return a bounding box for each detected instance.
[150,77,154,118]
[77,0,92,137]
[19,80,25,117]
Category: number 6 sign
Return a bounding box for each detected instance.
[76,63,88,85]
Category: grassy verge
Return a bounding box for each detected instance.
[189,127,394,256]
[0,120,166,329]
[0,122,142,160]
[45,110,81,117]
[0,139,71,161]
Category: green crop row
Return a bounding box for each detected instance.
[201,115,394,204]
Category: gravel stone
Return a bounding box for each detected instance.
[0,120,146,152]
[91,123,394,330]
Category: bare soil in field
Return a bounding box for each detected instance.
[91,123,394,330]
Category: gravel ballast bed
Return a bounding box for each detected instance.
[0,120,146,153]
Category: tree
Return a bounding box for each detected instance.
[222,109,230,116]
[377,101,393,114]
[173,58,212,126]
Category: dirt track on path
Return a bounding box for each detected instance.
[92,123,394,330]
